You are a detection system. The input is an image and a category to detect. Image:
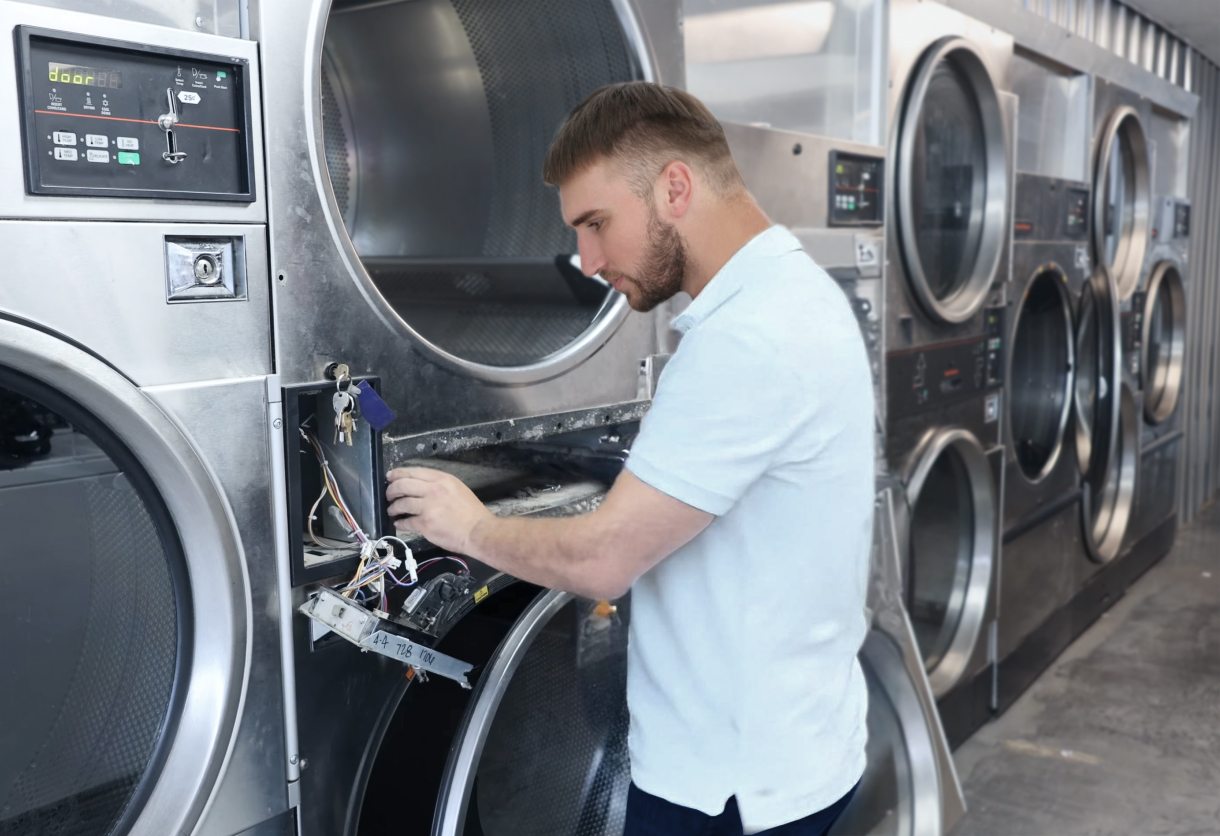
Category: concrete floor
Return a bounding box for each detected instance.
[953,501,1220,835]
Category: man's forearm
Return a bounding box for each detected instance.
[465,511,629,600]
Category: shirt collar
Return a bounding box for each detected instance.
[671,225,802,334]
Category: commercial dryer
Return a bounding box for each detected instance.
[255,0,684,439]
[1121,103,1192,589]
[0,4,294,834]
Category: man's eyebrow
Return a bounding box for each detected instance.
[568,209,599,228]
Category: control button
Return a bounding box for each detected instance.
[86,149,109,163]
[53,147,78,161]
[52,131,77,146]
[117,136,139,150]
[85,134,108,148]
[117,151,140,166]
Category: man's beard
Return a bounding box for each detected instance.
[605,205,687,312]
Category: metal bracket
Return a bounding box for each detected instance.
[298,588,474,688]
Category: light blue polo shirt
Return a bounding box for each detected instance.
[624,225,874,832]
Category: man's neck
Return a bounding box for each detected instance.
[681,197,773,299]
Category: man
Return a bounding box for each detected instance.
[386,82,874,836]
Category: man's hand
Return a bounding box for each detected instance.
[385,467,492,554]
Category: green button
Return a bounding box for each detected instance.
[117,151,140,165]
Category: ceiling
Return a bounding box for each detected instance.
[1124,0,1220,67]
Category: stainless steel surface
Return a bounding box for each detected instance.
[684,0,885,147]
[1009,47,1090,182]
[0,322,250,836]
[166,237,246,302]
[4,0,244,37]
[899,428,998,698]
[1141,259,1186,425]
[941,0,1198,112]
[145,376,291,836]
[886,0,1014,352]
[0,2,265,223]
[265,380,302,785]
[0,221,270,385]
[1092,103,1152,300]
[256,0,685,434]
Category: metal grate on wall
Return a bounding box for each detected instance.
[1182,54,1220,520]
[1015,0,1195,92]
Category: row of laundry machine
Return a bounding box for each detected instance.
[0,0,1196,835]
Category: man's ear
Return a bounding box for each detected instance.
[655,160,694,220]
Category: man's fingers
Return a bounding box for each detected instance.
[386,466,444,483]
[387,496,424,518]
[385,476,434,501]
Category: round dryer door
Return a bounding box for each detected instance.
[1008,266,1075,482]
[418,592,950,836]
[319,0,649,380]
[1073,271,1135,562]
[1092,107,1152,301]
[1141,261,1186,425]
[903,429,996,697]
[829,630,953,836]
[0,324,246,836]
[895,38,1008,325]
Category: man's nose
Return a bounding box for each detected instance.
[577,234,606,278]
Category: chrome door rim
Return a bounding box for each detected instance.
[1074,270,1122,482]
[1007,264,1076,484]
[1141,260,1186,424]
[896,37,1008,325]
[854,630,946,836]
[0,320,249,836]
[903,428,996,697]
[1082,379,1138,563]
[1091,106,1152,302]
[308,0,654,385]
[434,588,570,835]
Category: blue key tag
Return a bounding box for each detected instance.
[353,381,396,431]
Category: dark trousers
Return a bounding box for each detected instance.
[622,781,859,836]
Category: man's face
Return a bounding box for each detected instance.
[559,158,687,312]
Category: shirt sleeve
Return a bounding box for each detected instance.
[625,325,801,516]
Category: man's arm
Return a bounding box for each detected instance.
[385,467,713,599]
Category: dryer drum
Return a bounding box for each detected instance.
[1141,262,1186,425]
[359,592,933,835]
[0,368,187,836]
[319,0,644,369]
[1073,271,1121,483]
[896,38,1008,325]
[1092,107,1151,301]
[903,430,995,697]
[1009,267,1074,482]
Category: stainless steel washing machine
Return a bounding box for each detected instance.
[0,4,293,834]
[255,0,684,439]
[885,0,1015,355]
[1121,101,1192,589]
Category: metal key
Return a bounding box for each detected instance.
[333,390,354,444]
[342,408,356,447]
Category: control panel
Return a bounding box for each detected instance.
[1174,201,1191,239]
[886,307,1004,419]
[828,151,884,227]
[16,27,254,201]
[1013,174,1088,242]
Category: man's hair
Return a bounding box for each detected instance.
[542,81,743,197]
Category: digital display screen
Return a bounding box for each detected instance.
[48,62,122,88]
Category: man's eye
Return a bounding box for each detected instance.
[588,220,602,231]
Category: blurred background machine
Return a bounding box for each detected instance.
[882,0,1013,748]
